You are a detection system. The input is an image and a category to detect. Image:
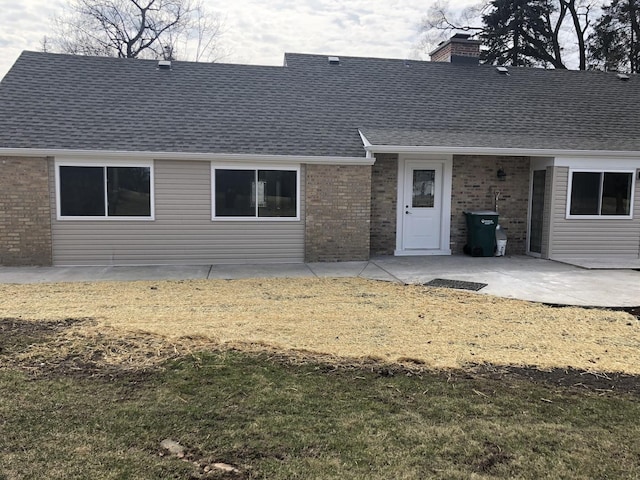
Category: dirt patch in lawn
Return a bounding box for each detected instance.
[1,277,639,375]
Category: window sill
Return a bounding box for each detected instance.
[57,216,155,221]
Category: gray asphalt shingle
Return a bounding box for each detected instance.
[1,51,640,157]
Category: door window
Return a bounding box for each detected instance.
[412,170,435,208]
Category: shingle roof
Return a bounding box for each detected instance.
[2,51,640,157]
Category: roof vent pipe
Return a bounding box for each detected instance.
[328,56,340,65]
[158,60,172,70]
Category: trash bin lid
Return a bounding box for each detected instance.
[465,210,499,215]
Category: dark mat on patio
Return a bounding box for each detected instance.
[423,278,488,291]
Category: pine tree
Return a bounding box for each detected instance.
[589,0,640,72]
[481,0,566,68]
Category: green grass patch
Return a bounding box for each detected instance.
[1,329,640,479]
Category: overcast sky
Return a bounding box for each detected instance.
[0,0,479,80]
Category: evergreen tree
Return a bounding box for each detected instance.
[481,0,567,68]
[589,0,640,72]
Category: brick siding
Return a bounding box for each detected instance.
[450,155,530,255]
[0,157,53,265]
[370,153,398,255]
[304,164,371,261]
[431,38,481,62]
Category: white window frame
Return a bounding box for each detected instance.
[566,169,635,220]
[211,164,301,221]
[55,159,155,221]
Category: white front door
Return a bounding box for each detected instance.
[401,161,443,250]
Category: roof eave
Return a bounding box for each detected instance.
[362,143,640,159]
[0,148,375,166]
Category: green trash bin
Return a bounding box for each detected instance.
[464,211,499,257]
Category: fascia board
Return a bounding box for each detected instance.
[363,143,640,159]
[0,148,375,166]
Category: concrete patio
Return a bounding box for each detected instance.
[1,255,638,307]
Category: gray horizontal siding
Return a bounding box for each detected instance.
[549,166,640,258]
[50,160,305,266]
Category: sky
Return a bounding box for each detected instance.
[0,0,480,80]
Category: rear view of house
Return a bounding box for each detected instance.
[1,34,639,267]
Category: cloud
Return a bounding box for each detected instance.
[217,0,430,64]
[0,0,469,79]
[0,0,66,76]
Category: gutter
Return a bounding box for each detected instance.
[357,130,640,159]
[0,148,375,166]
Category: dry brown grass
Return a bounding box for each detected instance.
[1,277,639,374]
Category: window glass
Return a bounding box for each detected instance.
[601,173,632,216]
[570,171,633,216]
[570,172,600,215]
[412,169,435,208]
[258,170,297,217]
[59,166,105,216]
[214,168,298,218]
[107,167,151,216]
[215,170,255,216]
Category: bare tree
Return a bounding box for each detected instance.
[417,0,487,56]
[157,1,224,62]
[45,0,224,61]
[562,0,594,70]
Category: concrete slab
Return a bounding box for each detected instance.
[553,256,640,269]
[307,261,369,278]
[358,262,402,283]
[372,255,640,307]
[1,256,638,307]
[207,263,314,280]
[0,265,211,284]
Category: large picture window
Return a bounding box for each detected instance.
[568,171,634,217]
[57,163,153,219]
[213,167,298,219]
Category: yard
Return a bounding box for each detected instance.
[1,277,640,479]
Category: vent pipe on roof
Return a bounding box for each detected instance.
[328,56,340,65]
[157,60,172,70]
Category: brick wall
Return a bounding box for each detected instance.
[0,157,53,265]
[431,38,481,62]
[305,164,371,261]
[451,155,530,255]
[370,154,398,255]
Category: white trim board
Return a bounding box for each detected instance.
[211,164,301,222]
[358,131,640,159]
[1,148,374,166]
[54,159,156,221]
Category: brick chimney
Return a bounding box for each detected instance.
[429,33,481,65]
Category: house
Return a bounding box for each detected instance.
[1,34,639,267]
